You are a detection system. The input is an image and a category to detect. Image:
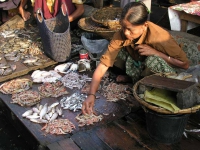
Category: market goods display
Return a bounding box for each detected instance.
[0,63,16,76]
[41,119,75,135]
[60,92,86,112]
[22,102,62,123]
[0,28,46,67]
[75,113,103,127]
[0,78,32,94]
[38,81,69,98]
[91,7,122,30]
[11,90,40,106]
[61,72,91,89]
[102,82,132,102]
[31,70,62,83]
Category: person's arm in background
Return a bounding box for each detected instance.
[19,0,31,21]
[68,3,84,22]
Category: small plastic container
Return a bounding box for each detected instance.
[79,49,89,59]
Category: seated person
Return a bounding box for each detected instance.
[0,0,21,23]
[82,2,189,115]
[19,0,84,25]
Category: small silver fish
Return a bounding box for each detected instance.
[22,109,33,117]
[49,112,58,122]
[3,68,13,75]
[23,58,38,64]
[30,118,48,124]
[26,115,40,119]
[45,114,50,121]
[0,69,4,75]
[32,107,40,113]
[49,102,59,109]
[39,103,48,119]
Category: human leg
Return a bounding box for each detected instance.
[145,55,176,73]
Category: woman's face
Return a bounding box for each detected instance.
[121,19,147,40]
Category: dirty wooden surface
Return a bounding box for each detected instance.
[0,55,57,83]
[0,15,24,32]
[139,75,196,92]
[0,72,200,150]
[0,72,132,148]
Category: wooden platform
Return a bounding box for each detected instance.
[0,54,57,83]
[0,72,200,150]
[0,72,132,149]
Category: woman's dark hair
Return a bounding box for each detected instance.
[120,2,149,25]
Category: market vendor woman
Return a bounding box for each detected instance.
[82,2,189,115]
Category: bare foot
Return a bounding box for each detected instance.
[116,75,132,83]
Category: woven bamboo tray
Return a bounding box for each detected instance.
[133,74,200,114]
[91,7,122,30]
[78,17,120,40]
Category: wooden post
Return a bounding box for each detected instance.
[92,0,104,8]
[179,11,200,32]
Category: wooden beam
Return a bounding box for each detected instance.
[179,11,200,32]
[92,0,104,8]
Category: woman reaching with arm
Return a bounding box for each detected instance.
[82,2,189,115]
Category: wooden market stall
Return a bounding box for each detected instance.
[0,2,200,150]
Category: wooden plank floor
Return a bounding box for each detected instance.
[46,108,200,150]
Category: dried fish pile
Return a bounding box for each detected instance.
[31,70,62,83]
[41,119,75,135]
[0,63,16,76]
[54,62,73,74]
[75,113,103,127]
[22,102,62,123]
[0,28,48,68]
[102,82,131,102]
[38,81,69,98]
[54,62,79,74]
[0,78,32,94]
[61,72,91,89]
[60,92,86,112]
[11,90,40,106]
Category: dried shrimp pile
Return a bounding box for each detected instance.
[41,119,75,135]
[38,81,69,98]
[102,82,131,102]
[60,92,86,112]
[61,72,91,89]
[11,90,40,106]
[76,113,103,127]
[0,78,32,94]
[81,82,91,94]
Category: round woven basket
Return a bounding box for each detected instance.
[78,17,120,40]
[91,7,122,30]
[133,75,200,114]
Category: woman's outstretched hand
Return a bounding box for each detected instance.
[82,95,95,115]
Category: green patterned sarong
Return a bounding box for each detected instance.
[117,49,176,83]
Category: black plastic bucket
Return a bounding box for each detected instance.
[145,109,189,144]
